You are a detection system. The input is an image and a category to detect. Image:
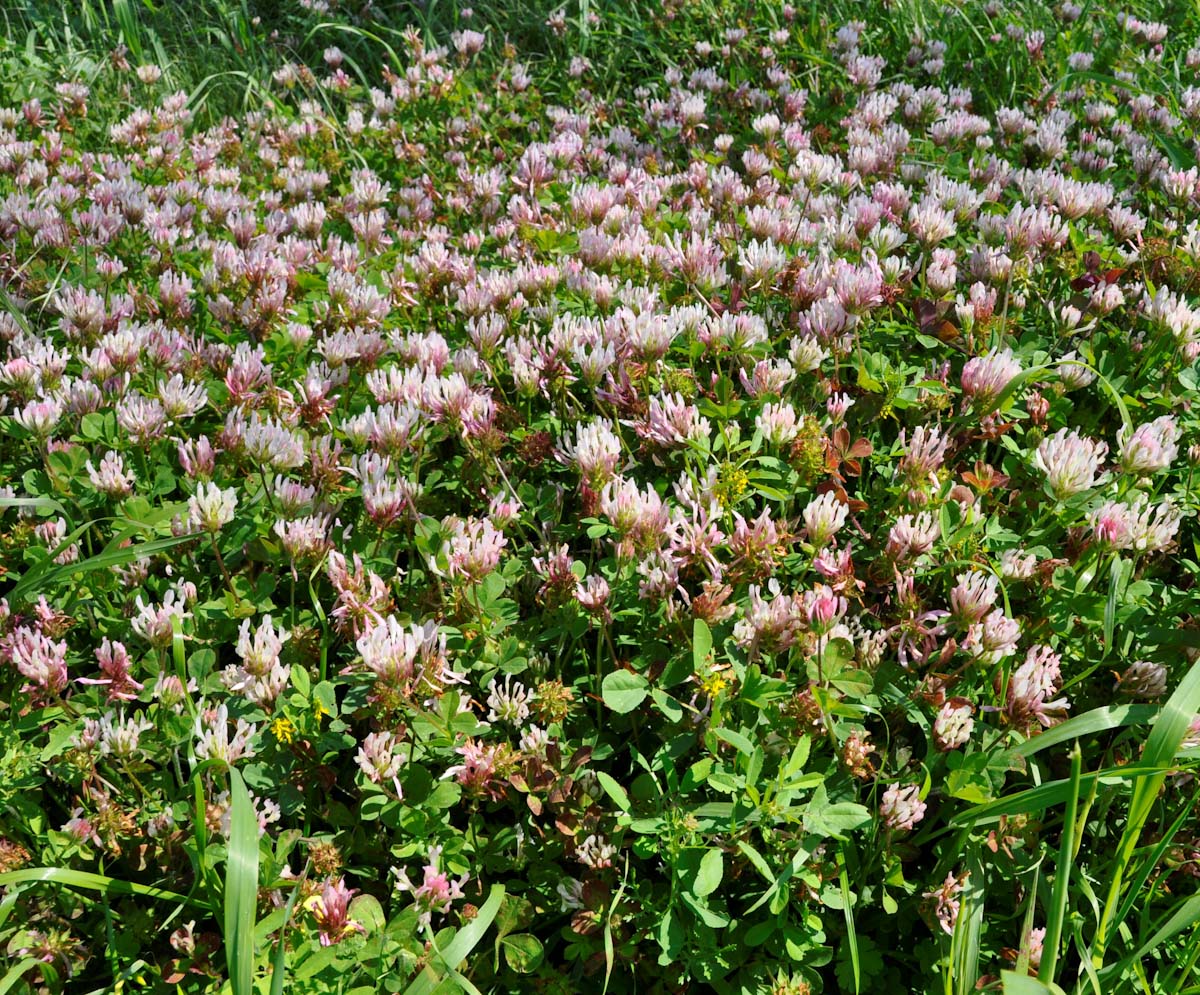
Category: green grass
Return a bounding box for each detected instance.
[3,0,1196,130]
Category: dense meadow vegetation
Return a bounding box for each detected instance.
[6,0,1200,992]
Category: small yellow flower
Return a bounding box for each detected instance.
[312,697,330,725]
[271,716,296,743]
[714,462,750,510]
[700,668,730,698]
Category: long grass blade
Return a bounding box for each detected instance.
[952,761,1173,827]
[0,866,203,907]
[112,0,144,60]
[950,852,985,995]
[1012,704,1158,759]
[1073,919,1103,995]
[1115,894,1200,972]
[225,768,260,995]
[402,884,505,995]
[0,885,21,932]
[0,959,41,995]
[1039,743,1081,984]
[1107,785,1200,949]
[1102,555,1128,659]
[269,867,307,995]
[0,495,66,515]
[601,856,629,995]
[837,845,860,995]
[1092,656,1200,967]
[6,531,200,605]
[1013,867,1040,977]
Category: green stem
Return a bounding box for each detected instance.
[257,461,278,517]
[370,527,386,562]
[594,627,604,726]
[211,535,242,609]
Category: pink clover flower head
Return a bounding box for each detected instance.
[393,846,469,928]
[306,877,364,946]
[961,348,1021,408]
[881,782,926,831]
[1033,428,1107,500]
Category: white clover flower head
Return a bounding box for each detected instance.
[188,482,238,533]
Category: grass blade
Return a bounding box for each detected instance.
[403,883,505,995]
[1118,894,1200,970]
[4,517,93,595]
[949,852,985,995]
[171,612,198,721]
[0,866,204,907]
[951,762,1172,827]
[1093,656,1200,967]
[191,771,214,899]
[1161,925,1200,994]
[1013,867,1040,977]
[1102,556,1129,659]
[269,867,307,995]
[112,0,144,60]
[0,959,42,995]
[0,884,22,931]
[1039,743,1081,984]
[1001,972,1065,994]
[225,768,260,995]
[6,531,200,605]
[1012,705,1158,759]
[0,495,66,515]
[602,858,629,995]
[837,845,860,995]
[1073,918,1103,995]
[1107,784,1200,946]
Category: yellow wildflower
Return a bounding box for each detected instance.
[714,462,750,510]
[700,668,731,698]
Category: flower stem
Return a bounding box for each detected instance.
[211,535,242,609]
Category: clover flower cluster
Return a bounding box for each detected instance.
[1,3,1199,986]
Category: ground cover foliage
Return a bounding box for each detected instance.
[4,1,1200,992]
